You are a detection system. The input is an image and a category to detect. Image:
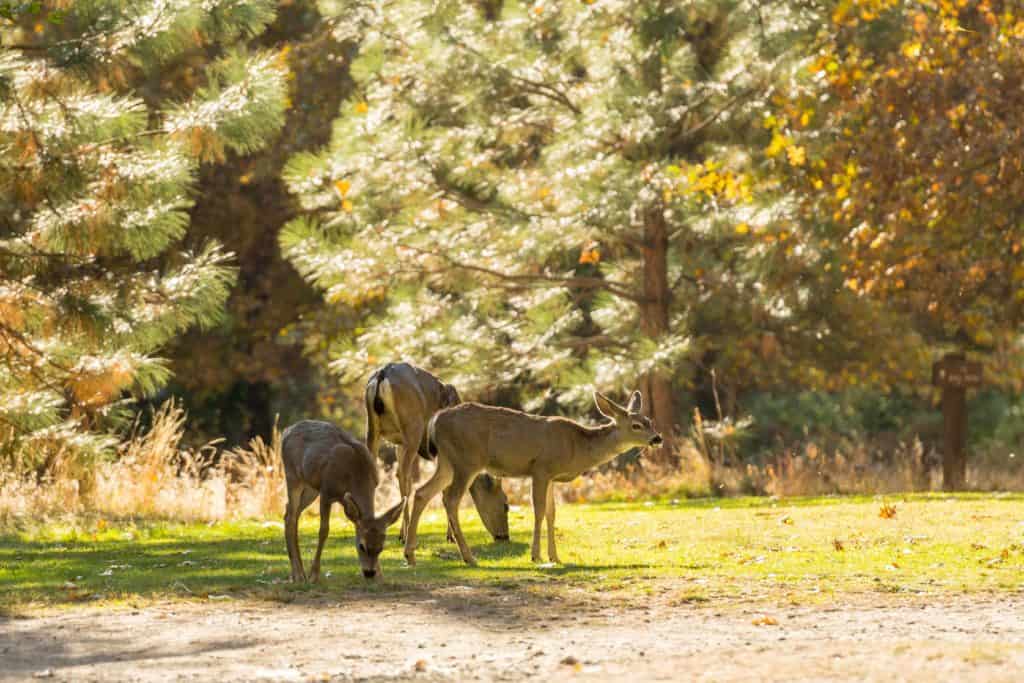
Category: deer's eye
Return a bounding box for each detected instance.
[358,543,366,553]
[631,423,642,430]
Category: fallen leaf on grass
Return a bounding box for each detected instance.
[780,516,794,526]
[413,660,427,672]
[833,539,845,551]
[879,503,897,519]
[752,615,778,626]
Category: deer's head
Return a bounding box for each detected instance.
[342,494,405,580]
[469,474,511,541]
[594,390,663,450]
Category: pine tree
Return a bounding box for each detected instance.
[283,0,814,458]
[0,1,287,466]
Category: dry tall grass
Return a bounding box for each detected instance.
[3,403,1023,526]
[0,401,286,525]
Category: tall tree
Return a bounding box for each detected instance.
[283,0,814,459]
[0,1,287,465]
[771,0,1024,389]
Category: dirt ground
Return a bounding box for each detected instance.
[2,589,1022,682]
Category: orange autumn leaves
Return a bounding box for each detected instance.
[333,179,353,212]
[770,0,1024,352]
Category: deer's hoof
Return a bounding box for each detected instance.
[464,556,478,567]
[404,553,416,567]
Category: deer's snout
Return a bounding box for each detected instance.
[362,569,378,579]
[649,434,663,446]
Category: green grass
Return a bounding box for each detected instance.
[2,493,1023,611]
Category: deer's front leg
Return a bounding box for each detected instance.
[546,483,560,564]
[309,497,331,583]
[443,470,477,566]
[530,475,550,563]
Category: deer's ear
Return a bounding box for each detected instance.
[593,391,620,419]
[378,497,405,528]
[442,383,461,407]
[626,390,643,414]
[342,493,363,524]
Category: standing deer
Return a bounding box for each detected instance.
[404,391,662,566]
[365,362,510,543]
[281,420,404,581]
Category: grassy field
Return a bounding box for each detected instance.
[2,493,1023,612]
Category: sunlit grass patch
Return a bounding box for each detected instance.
[2,493,1023,612]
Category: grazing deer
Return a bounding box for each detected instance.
[404,391,662,566]
[281,420,404,581]
[365,362,510,543]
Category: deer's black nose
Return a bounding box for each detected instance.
[494,534,510,542]
[650,435,664,446]
[362,570,377,579]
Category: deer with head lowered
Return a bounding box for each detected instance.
[281,420,404,582]
[364,362,509,544]
[404,390,662,566]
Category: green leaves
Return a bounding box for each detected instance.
[0,0,281,467]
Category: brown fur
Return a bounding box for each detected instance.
[406,391,662,566]
[281,420,403,582]
[364,362,509,542]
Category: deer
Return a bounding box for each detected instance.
[364,362,510,544]
[403,390,662,567]
[281,419,404,582]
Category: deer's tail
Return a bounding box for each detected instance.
[365,366,390,458]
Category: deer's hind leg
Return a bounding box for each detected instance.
[284,482,318,583]
[404,455,453,566]
[309,495,332,583]
[546,483,560,564]
[396,422,425,544]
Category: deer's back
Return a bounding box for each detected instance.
[432,403,584,474]
[282,420,378,493]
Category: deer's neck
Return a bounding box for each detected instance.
[572,422,629,472]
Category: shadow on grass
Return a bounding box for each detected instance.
[0,525,648,616]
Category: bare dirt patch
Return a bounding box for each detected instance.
[2,588,1022,682]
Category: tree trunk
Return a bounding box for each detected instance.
[640,205,677,463]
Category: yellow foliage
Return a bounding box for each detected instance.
[766,132,791,157]
[786,145,807,166]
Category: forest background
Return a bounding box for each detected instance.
[3,0,1024,519]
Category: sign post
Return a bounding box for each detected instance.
[931,352,982,491]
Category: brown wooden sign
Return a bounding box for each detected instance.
[932,357,983,389]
